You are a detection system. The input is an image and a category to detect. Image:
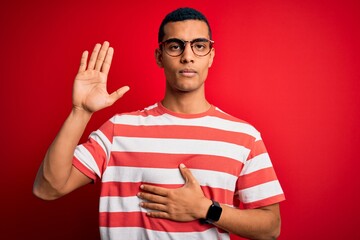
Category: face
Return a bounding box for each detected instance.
[155,20,215,94]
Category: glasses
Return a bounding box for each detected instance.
[159,38,214,57]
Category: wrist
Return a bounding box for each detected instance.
[200,199,223,224]
[70,106,93,122]
[199,198,213,219]
[71,106,93,118]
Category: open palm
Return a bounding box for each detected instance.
[73,41,129,113]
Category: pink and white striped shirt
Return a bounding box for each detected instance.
[73,102,285,240]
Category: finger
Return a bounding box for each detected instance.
[101,47,114,75]
[78,51,88,73]
[146,211,170,219]
[138,192,167,204]
[87,43,101,70]
[140,202,167,212]
[140,184,168,197]
[95,41,110,71]
[179,163,198,185]
[107,86,130,106]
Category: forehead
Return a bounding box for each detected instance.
[163,20,209,40]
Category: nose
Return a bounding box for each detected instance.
[180,41,195,63]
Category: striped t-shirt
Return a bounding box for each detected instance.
[73,102,285,240]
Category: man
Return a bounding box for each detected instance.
[34,7,285,240]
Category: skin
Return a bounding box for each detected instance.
[33,42,129,199]
[155,20,214,114]
[143,20,281,239]
[33,20,281,239]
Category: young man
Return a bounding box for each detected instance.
[34,7,285,240]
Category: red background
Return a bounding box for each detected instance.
[1,0,359,239]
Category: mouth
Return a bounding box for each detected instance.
[179,69,197,77]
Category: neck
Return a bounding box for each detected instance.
[162,88,211,114]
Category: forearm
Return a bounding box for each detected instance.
[213,204,281,240]
[34,108,92,198]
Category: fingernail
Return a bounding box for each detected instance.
[179,163,186,168]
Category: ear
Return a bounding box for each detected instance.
[155,48,164,68]
[208,48,215,68]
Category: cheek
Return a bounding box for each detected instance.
[163,60,179,73]
[200,70,209,82]
[199,62,210,77]
[163,66,177,80]
[161,59,175,72]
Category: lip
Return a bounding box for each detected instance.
[179,69,197,77]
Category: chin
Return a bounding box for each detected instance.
[166,77,204,93]
[176,83,204,93]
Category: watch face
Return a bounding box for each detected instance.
[207,201,222,222]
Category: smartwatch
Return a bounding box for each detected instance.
[202,200,223,224]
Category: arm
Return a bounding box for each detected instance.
[215,203,280,240]
[33,41,129,200]
[138,164,281,240]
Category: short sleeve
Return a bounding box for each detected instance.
[72,118,115,182]
[235,136,285,209]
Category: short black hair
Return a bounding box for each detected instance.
[158,7,212,43]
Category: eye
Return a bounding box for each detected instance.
[166,42,183,52]
[191,39,211,53]
[193,43,207,51]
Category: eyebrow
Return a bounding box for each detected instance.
[163,38,210,42]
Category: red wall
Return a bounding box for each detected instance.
[2,0,359,239]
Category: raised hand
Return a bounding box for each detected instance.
[73,41,129,113]
[138,164,212,222]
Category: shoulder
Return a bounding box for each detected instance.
[211,106,262,140]
[109,103,163,123]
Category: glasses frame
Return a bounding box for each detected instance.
[159,38,215,57]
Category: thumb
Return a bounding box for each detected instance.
[108,86,130,105]
[179,163,197,186]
